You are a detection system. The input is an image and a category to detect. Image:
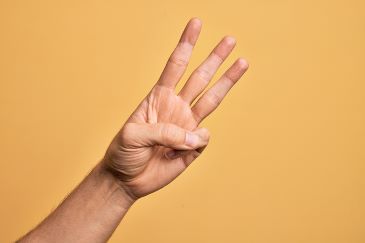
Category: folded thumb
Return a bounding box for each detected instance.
[122,123,209,150]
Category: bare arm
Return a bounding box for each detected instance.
[18,163,134,242]
[18,17,248,242]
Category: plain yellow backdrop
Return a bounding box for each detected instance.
[1,0,364,242]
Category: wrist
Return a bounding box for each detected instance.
[93,161,137,210]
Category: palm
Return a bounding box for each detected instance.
[105,18,248,199]
[118,85,198,197]
[131,85,197,130]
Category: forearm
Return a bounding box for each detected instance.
[18,161,135,243]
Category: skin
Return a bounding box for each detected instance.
[17,17,249,242]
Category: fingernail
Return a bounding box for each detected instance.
[185,132,199,147]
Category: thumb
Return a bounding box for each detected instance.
[121,123,209,150]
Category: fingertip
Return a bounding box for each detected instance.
[185,128,210,149]
[237,57,249,70]
[223,58,249,83]
[194,127,210,143]
[189,17,202,27]
[223,35,236,46]
[183,17,202,45]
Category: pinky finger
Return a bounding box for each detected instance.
[191,58,249,124]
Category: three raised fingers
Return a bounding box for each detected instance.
[192,58,249,124]
[157,18,202,89]
[156,18,249,124]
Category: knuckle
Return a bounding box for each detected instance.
[191,107,203,123]
[169,53,188,68]
[211,52,224,64]
[160,124,172,144]
[205,91,221,107]
[194,67,212,81]
[224,73,236,86]
[160,124,181,145]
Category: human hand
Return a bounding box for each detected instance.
[102,18,248,201]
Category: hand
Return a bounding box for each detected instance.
[102,18,249,200]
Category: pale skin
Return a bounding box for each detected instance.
[17,18,249,242]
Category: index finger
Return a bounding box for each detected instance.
[156,18,202,89]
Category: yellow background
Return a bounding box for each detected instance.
[1,0,364,242]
